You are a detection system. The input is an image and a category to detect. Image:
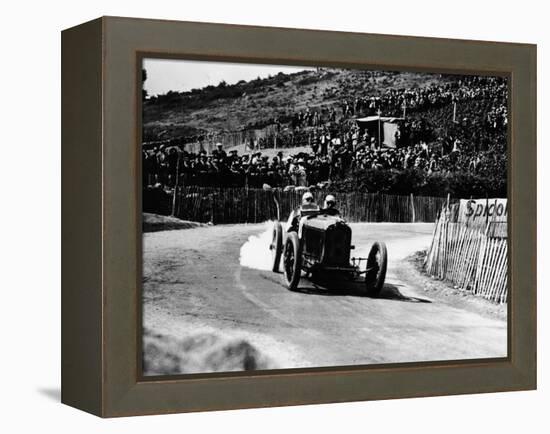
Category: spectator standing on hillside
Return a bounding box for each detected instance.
[212,142,227,159]
[311,132,319,155]
[289,159,307,186]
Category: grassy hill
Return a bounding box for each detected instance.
[142,68,460,142]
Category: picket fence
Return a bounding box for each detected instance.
[172,186,448,224]
[424,208,508,304]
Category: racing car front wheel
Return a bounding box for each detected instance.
[365,241,388,296]
[271,221,283,272]
[283,232,302,291]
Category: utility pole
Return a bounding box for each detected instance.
[171,152,181,217]
[452,94,457,123]
[377,108,382,149]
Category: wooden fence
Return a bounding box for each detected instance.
[424,207,508,304]
[172,186,448,224]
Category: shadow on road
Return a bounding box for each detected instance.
[377,283,432,303]
[292,278,432,303]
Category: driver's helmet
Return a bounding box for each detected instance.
[300,192,318,211]
[301,191,314,206]
[324,194,336,209]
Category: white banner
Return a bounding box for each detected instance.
[458,198,507,225]
[382,122,399,148]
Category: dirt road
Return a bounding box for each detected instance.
[143,223,507,373]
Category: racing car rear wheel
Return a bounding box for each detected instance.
[283,232,302,291]
[271,221,283,272]
[365,241,387,296]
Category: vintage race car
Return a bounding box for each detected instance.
[269,204,388,296]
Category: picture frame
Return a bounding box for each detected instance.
[61,16,536,417]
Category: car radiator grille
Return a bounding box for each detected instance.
[324,225,351,265]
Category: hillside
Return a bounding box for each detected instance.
[142,68,460,142]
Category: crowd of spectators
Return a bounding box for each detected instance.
[143,139,505,191]
[143,145,328,189]
[290,75,507,127]
[143,75,507,195]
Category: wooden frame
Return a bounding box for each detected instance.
[61,16,536,417]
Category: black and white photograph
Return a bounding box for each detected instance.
[2,0,545,428]
[140,58,509,376]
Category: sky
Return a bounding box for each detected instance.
[142,58,312,96]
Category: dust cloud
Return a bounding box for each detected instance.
[239,221,282,271]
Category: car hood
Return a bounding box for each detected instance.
[302,214,347,231]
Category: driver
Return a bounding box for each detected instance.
[301,191,317,210]
[287,192,319,231]
[322,194,340,216]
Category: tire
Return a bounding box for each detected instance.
[365,241,388,296]
[271,221,283,272]
[283,232,302,291]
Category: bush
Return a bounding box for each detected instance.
[331,168,506,198]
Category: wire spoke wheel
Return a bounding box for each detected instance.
[365,241,387,296]
[283,232,302,291]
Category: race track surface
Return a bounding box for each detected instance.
[143,222,507,373]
